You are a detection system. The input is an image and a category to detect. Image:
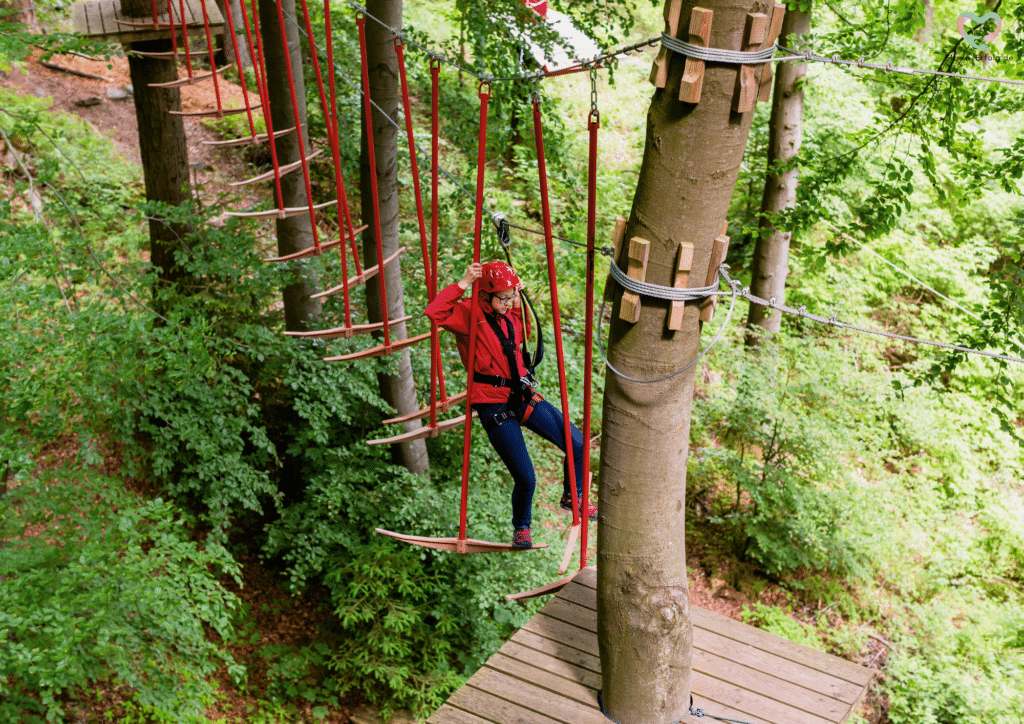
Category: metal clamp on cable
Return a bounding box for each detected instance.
[492,212,511,248]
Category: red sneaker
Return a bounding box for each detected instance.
[560,494,598,521]
[512,528,533,549]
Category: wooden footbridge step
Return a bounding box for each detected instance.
[428,567,873,724]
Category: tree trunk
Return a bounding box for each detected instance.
[122,0,193,299]
[597,1,769,721]
[216,0,253,69]
[360,0,429,475]
[258,0,322,332]
[745,5,810,343]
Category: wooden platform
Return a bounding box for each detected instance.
[428,567,873,724]
[72,0,223,44]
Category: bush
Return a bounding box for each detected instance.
[0,472,242,723]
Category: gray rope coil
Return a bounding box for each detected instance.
[597,267,738,384]
[661,34,778,64]
[608,256,720,301]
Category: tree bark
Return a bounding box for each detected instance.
[597,1,769,721]
[745,5,810,343]
[258,0,322,332]
[216,0,254,69]
[122,0,193,299]
[360,0,429,475]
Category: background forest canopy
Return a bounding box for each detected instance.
[2,0,1024,723]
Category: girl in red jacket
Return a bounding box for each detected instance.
[425,261,595,549]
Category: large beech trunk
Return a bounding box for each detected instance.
[258,0,322,332]
[746,5,810,342]
[361,0,429,475]
[597,1,768,720]
[122,0,193,298]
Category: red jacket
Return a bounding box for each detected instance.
[425,283,530,405]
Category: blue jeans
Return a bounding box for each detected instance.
[473,398,585,530]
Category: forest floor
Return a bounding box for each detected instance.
[4,50,884,724]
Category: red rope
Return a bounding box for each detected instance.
[272,0,320,248]
[150,0,158,24]
[321,0,357,325]
[165,0,179,57]
[458,81,491,543]
[356,14,390,345]
[296,0,357,316]
[243,0,286,210]
[428,57,443,428]
[177,0,193,76]
[394,37,431,295]
[532,96,579,526]
[542,61,602,79]
[219,0,257,137]
[196,0,224,112]
[581,108,599,569]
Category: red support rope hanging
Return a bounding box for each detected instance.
[532,94,579,527]
[272,0,321,248]
[196,0,224,112]
[428,57,449,428]
[322,0,359,323]
[177,0,193,76]
[457,81,491,551]
[296,0,357,323]
[581,102,600,569]
[356,13,390,345]
[245,0,286,208]
[220,0,258,137]
[165,0,179,57]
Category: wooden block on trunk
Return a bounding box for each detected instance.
[757,3,786,103]
[649,0,685,88]
[618,237,650,324]
[602,216,628,302]
[667,241,695,331]
[679,7,713,104]
[699,234,730,323]
[733,13,766,113]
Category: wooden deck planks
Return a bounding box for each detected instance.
[429,566,873,724]
[72,0,222,43]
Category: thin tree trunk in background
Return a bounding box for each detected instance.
[258,0,322,332]
[745,5,810,344]
[915,0,933,44]
[216,0,253,69]
[597,1,769,721]
[122,0,193,300]
[361,0,429,475]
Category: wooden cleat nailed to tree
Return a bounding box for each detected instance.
[650,0,685,88]
[679,7,713,103]
[757,3,786,103]
[732,12,766,113]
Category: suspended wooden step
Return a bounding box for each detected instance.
[170,106,252,119]
[324,332,430,363]
[129,48,184,58]
[284,315,412,341]
[228,199,338,222]
[231,149,322,188]
[311,246,406,300]
[114,17,171,28]
[382,390,468,425]
[203,126,294,148]
[149,64,230,88]
[375,528,549,554]
[262,224,366,262]
[367,411,474,446]
[505,570,579,601]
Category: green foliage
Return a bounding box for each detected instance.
[326,544,464,721]
[0,473,242,723]
[689,335,877,576]
[741,603,825,651]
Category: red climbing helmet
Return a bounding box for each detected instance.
[480,261,520,294]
